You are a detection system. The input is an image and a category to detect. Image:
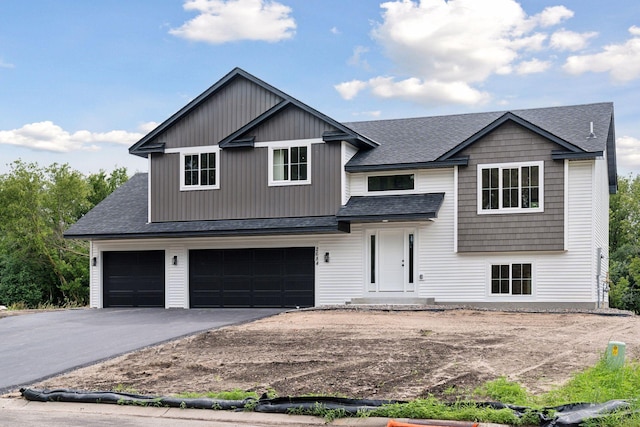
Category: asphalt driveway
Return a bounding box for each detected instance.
[0,308,285,394]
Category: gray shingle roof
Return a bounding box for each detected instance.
[337,193,445,222]
[344,102,614,169]
[64,173,347,239]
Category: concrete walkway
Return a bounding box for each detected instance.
[0,308,285,394]
[0,398,509,427]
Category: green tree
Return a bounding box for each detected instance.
[609,175,640,313]
[87,166,128,208]
[0,161,128,307]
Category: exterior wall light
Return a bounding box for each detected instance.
[172,255,178,266]
[324,252,330,263]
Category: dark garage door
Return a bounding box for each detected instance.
[103,251,165,307]
[189,247,314,308]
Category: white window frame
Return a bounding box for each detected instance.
[174,145,220,191]
[268,141,311,186]
[365,171,416,195]
[477,160,544,214]
[487,261,535,297]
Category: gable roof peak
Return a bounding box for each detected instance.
[129,68,378,156]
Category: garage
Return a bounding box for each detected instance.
[189,247,315,308]
[102,251,165,307]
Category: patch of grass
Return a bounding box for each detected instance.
[287,402,349,422]
[175,389,260,400]
[369,358,640,426]
[473,376,531,405]
[7,302,28,310]
[368,397,524,425]
[540,358,640,406]
[112,384,140,394]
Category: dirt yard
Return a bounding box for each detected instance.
[30,308,639,401]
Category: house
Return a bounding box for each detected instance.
[65,68,617,309]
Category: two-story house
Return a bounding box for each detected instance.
[66,68,617,309]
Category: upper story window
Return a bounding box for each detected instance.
[268,143,311,186]
[477,161,543,214]
[367,174,415,192]
[179,147,220,191]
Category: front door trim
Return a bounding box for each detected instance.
[366,227,417,294]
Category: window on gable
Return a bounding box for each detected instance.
[367,174,415,192]
[269,145,310,185]
[478,161,543,213]
[491,263,532,295]
[180,149,220,191]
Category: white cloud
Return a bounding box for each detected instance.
[617,135,640,172]
[0,121,143,153]
[563,26,640,82]
[0,58,14,69]
[138,121,160,133]
[169,0,296,44]
[550,29,597,51]
[368,76,491,105]
[351,110,382,118]
[530,5,573,28]
[330,26,340,35]
[516,58,551,75]
[348,46,370,69]
[334,80,368,100]
[337,0,575,105]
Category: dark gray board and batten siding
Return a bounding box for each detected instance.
[158,77,283,150]
[151,142,342,222]
[457,122,565,252]
[149,84,343,222]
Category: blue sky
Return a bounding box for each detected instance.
[1,0,639,176]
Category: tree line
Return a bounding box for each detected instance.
[609,175,640,313]
[0,160,639,312]
[0,161,127,307]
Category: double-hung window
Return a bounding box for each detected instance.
[491,263,532,295]
[477,161,543,214]
[179,147,220,191]
[269,143,310,186]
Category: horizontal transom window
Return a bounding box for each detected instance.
[367,174,415,192]
[477,161,543,214]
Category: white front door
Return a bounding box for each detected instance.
[378,230,405,291]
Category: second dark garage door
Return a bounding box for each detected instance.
[189,247,315,308]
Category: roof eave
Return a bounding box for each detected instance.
[345,157,468,173]
[551,150,603,160]
[337,213,437,223]
[64,224,351,240]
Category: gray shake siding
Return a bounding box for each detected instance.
[457,122,565,252]
[151,141,343,222]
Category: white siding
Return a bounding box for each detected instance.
[166,245,188,308]
[89,241,100,308]
[341,142,359,204]
[350,173,366,196]
[316,225,365,305]
[593,154,610,306]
